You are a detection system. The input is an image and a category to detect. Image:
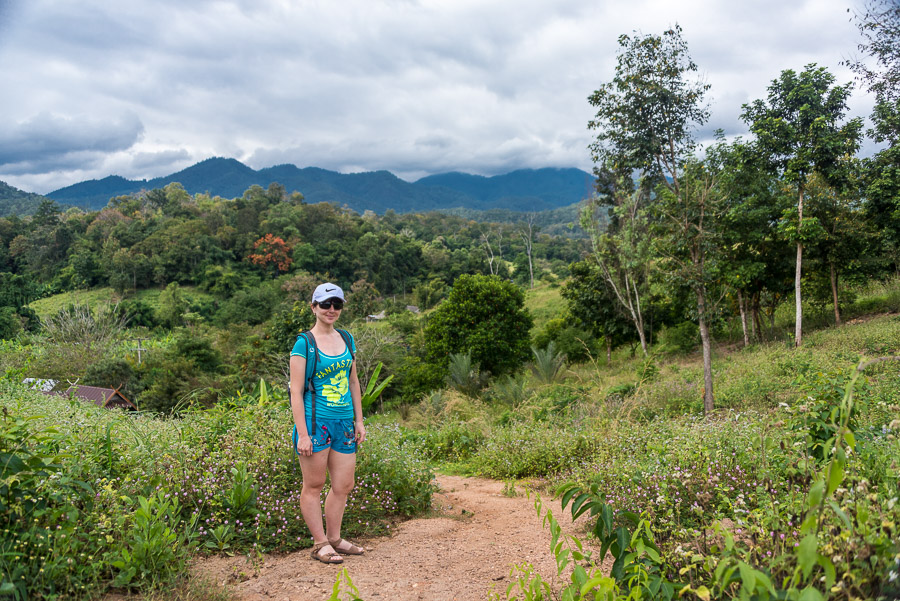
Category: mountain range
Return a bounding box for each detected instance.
[39,158,596,214]
[0,158,597,217]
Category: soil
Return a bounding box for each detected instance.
[192,475,602,601]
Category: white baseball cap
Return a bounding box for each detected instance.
[312,282,345,303]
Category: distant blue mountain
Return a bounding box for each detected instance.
[47,157,596,214]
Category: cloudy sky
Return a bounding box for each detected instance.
[0,0,876,194]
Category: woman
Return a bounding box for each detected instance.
[290,282,367,564]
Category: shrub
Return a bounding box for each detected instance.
[530,341,566,385]
[117,298,158,329]
[0,306,22,340]
[424,274,533,379]
[533,317,598,363]
[472,422,597,478]
[83,356,138,394]
[215,285,279,326]
[658,320,699,354]
[0,383,434,598]
[445,352,489,398]
[265,301,314,351]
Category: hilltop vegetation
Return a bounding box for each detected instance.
[0,181,58,217]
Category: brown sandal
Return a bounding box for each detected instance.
[328,538,365,555]
[311,541,343,564]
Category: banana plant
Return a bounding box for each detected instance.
[360,362,394,412]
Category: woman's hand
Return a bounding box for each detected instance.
[355,420,367,445]
[296,435,314,456]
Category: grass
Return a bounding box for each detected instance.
[28,286,217,318]
[523,282,564,334]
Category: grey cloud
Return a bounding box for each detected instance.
[0,112,144,173]
[130,149,191,171]
[0,0,879,192]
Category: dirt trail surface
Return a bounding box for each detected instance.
[193,475,592,601]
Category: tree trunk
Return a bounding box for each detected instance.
[737,289,750,347]
[795,186,804,347]
[769,295,777,334]
[636,325,648,356]
[527,251,534,289]
[752,293,762,342]
[830,262,841,326]
[697,286,715,415]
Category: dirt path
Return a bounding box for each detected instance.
[193,475,596,601]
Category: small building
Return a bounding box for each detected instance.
[366,311,387,322]
[61,385,138,410]
[406,305,420,313]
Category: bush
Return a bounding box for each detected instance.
[530,342,566,385]
[215,285,279,326]
[0,382,434,597]
[401,422,486,463]
[472,422,597,478]
[658,320,698,354]
[83,356,138,394]
[445,352,489,398]
[533,317,598,363]
[117,298,158,329]
[0,306,22,340]
[424,274,532,379]
[265,301,314,351]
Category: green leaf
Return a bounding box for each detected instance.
[826,500,852,531]
[0,452,26,478]
[842,430,855,449]
[826,461,844,496]
[737,561,756,592]
[571,493,592,518]
[798,586,825,601]
[0,582,16,594]
[797,534,818,578]
[816,555,836,589]
[694,585,711,601]
[808,478,825,510]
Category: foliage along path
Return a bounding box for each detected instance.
[193,475,597,601]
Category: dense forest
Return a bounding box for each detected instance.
[0,182,587,411]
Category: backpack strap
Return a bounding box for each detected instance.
[336,329,355,362]
[299,330,319,435]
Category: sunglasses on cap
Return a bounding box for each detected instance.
[318,299,344,310]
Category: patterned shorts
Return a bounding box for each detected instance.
[293,418,357,455]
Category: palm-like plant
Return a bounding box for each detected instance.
[445,352,489,398]
[530,341,566,385]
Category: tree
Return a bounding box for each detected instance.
[248,233,293,275]
[347,278,380,320]
[562,260,636,363]
[586,25,710,357]
[717,140,792,346]
[652,147,727,414]
[741,65,863,346]
[588,25,710,191]
[579,189,653,355]
[849,1,900,274]
[518,214,537,288]
[424,274,532,380]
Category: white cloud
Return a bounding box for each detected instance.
[0,0,877,194]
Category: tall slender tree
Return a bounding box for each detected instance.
[741,65,862,346]
[587,25,713,399]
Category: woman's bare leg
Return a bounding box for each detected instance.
[324,450,356,543]
[298,449,335,554]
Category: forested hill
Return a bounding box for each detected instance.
[45,158,595,214]
[0,181,59,217]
